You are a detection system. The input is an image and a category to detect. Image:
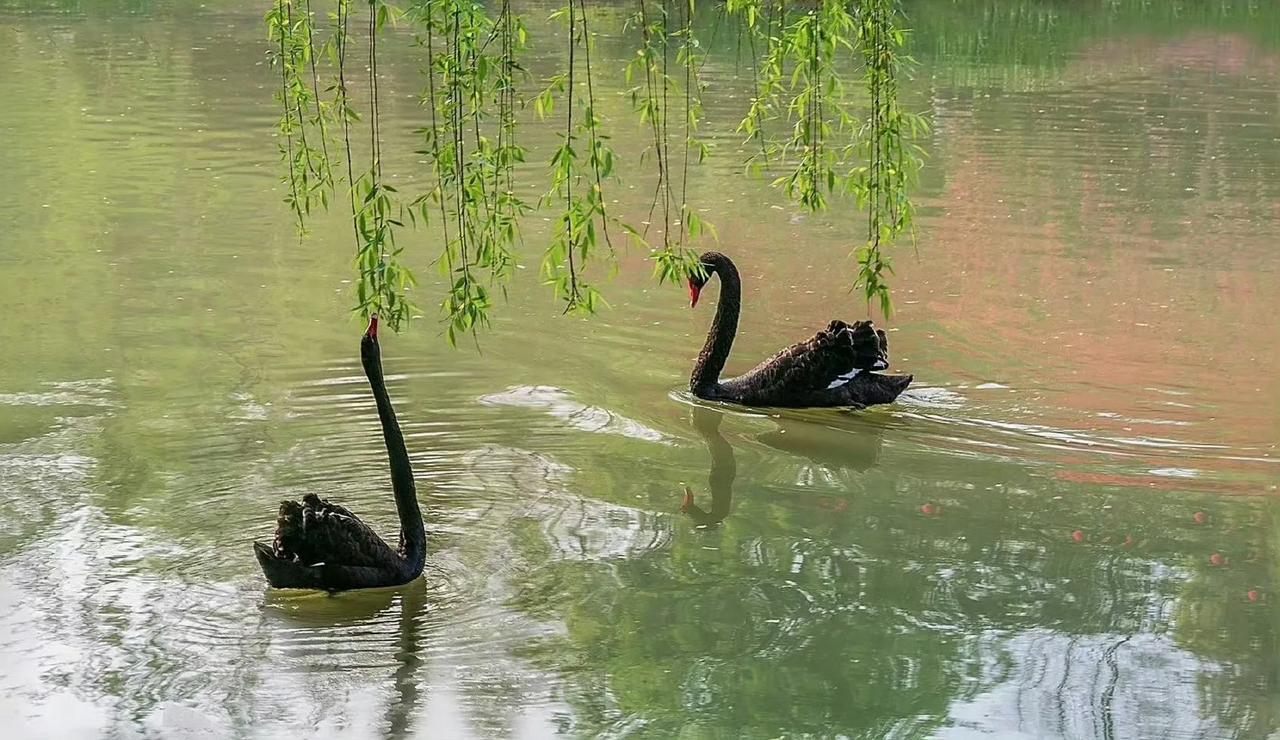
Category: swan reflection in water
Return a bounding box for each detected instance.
[263,583,429,740]
[682,406,888,525]
[681,407,737,527]
[757,412,886,475]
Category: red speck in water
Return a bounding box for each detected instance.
[921,503,935,516]
[1123,534,1135,548]
[1193,511,1207,524]
[1072,530,1084,543]
[1210,553,1225,566]
[833,500,848,513]
[1247,590,1259,602]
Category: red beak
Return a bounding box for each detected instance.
[365,314,379,339]
[688,280,701,308]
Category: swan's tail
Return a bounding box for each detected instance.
[851,372,912,405]
[834,320,890,371]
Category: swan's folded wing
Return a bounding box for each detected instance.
[273,496,400,569]
[734,320,889,394]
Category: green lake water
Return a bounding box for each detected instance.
[1,1,1278,737]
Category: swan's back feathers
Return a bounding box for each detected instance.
[270,493,401,570]
[729,319,889,398]
[254,493,417,590]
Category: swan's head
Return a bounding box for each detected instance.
[686,252,720,308]
[687,269,712,308]
[687,277,703,308]
[361,316,381,366]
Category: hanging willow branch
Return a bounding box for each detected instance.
[578,0,618,261]
[302,0,332,187]
[353,0,416,332]
[735,0,854,211]
[409,0,530,343]
[330,0,360,253]
[626,0,706,285]
[852,0,927,317]
[675,0,713,246]
[267,0,333,231]
[268,0,412,329]
[266,0,925,337]
[626,0,671,249]
[536,1,624,314]
[727,0,927,317]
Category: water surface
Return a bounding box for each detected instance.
[1,1,1278,737]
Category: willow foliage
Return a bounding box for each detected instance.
[408,0,530,342]
[268,0,926,337]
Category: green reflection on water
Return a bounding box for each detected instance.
[0,0,1277,737]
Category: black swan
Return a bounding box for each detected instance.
[681,407,735,527]
[253,316,426,590]
[686,251,912,408]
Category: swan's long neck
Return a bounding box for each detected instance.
[690,254,741,395]
[363,344,426,569]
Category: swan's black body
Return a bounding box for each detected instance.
[687,251,912,408]
[254,318,426,590]
[681,408,735,527]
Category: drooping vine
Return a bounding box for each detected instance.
[851,0,927,317]
[577,0,618,261]
[733,0,780,168]
[733,0,854,211]
[267,0,413,329]
[536,0,624,314]
[727,0,927,316]
[331,0,363,258]
[410,0,530,343]
[266,0,926,336]
[626,0,706,285]
[266,0,334,231]
[302,0,333,199]
[626,0,671,253]
[675,0,713,247]
[353,0,417,332]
